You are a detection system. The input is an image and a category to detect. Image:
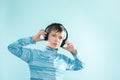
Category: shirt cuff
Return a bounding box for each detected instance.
[30,36,36,44]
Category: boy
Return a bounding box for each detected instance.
[8,23,84,80]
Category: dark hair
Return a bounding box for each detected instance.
[44,23,68,47]
[45,23,65,33]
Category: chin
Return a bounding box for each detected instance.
[47,44,59,49]
[52,45,60,49]
[53,46,59,49]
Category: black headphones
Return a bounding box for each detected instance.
[44,23,68,47]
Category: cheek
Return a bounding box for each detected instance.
[48,37,56,43]
[60,40,63,44]
[48,35,53,40]
[49,38,54,42]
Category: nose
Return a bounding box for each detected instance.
[55,37,59,42]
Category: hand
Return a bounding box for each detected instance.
[33,29,47,42]
[62,41,77,55]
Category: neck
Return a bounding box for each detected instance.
[46,46,58,50]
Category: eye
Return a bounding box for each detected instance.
[52,34,56,37]
[59,36,63,40]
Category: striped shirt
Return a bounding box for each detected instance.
[8,37,83,80]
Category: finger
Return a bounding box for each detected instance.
[65,40,69,44]
[67,43,74,49]
[42,32,47,37]
[67,45,72,49]
[66,42,72,47]
[65,40,73,46]
[40,29,44,31]
[39,29,46,33]
[39,30,47,36]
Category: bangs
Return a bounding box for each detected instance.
[48,26,65,33]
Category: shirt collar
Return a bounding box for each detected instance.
[45,46,58,53]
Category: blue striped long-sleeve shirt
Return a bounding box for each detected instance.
[8,37,84,80]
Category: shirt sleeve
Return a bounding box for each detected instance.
[63,52,84,71]
[8,36,36,63]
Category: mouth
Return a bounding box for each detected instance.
[53,43,59,46]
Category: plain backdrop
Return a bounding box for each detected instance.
[0,0,120,80]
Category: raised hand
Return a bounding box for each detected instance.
[33,29,47,42]
[62,41,77,55]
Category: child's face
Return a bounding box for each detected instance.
[47,30,65,49]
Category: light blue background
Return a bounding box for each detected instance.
[0,0,120,80]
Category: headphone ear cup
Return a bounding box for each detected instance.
[44,33,48,40]
[60,39,66,47]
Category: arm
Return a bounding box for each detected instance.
[8,37,36,63]
[63,52,84,71]
[8,29,47,63]
[62,41,84,71]
[66,52,83,71]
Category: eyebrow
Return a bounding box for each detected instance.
[51,31,64,38]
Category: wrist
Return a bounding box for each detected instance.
[30,36,36,44]
[32,34,42,42]
[71,49,77,55]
